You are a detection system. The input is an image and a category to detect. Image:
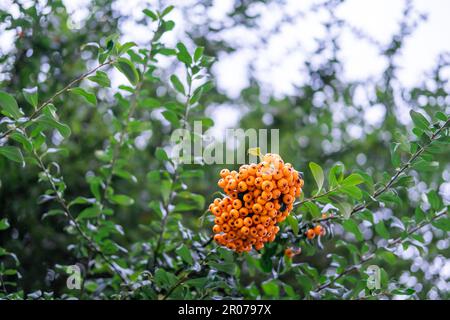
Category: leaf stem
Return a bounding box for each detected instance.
[0,60,114,140]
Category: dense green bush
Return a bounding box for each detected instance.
[0,1,449,300]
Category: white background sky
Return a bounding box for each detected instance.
[2,0,450,98]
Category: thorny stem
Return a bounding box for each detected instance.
[0,60,114,141]
[315,209,448,293]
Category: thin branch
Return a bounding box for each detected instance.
[312,118,450,224]
[315,210,448,293]
[150,71,193,269]
[31,148,129,285]
[294,187,339,207]
[0,60,114,140]
[161,252,211,300]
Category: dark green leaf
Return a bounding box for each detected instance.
[410,110,430,131]
[115,58,139,86]
[170,75,185,95]
[69,87,97,105]
[0,91,23,119]
[23,87,38,108]
[0,146,24,164]
[87,71,111,87]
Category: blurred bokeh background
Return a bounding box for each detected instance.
[0,0,449,298]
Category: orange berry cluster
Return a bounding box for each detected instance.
[209,153,304,253]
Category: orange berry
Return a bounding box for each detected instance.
[277,179,288,189]
[240,226,250,235]
[252,203,263,214]
[238,181,248,192]
[221,212,231,221]
[230,209,239,219]
[218,179,226,188]
[228,179,237,189]
[239,207,249,216]
[211,206,221,216]
[252,215,261,224]
[283,194,294,205]
[214,234,222,243]
[244,217,253,227]
[213,225,222,233]
[306,229,315,240]
[243,193,253,202]
[314,225,325,236]
[220,169,230,178]
[234,218,244,229]
[232,199,243,209]
[272,189,281,199]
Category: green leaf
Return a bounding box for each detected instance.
[342,173,365,187]
[87,71,111,87]
[435,111,448,122]
[110,194,134,206]
[427,190,442,211]
[341,185,363,200]
[342,219,363,241]
[162,110,180,127]
[0,91,23,119]
[176,42,192,66]
[118,42,137,55]
[35,114,71,138]
[42,209,66,220]
[336,202,352,219]
[139,97,160,109]
[170,74,185,95]
[148,201,163,219]
[194,47,204,62]
[69,87,97,105]
[208,261,236,275]
[410,110,430,131]
[286,215,299,235]
[154,268,177,289]
[375,221,390,239]
[0,218,10,231]
[175,244,194,265]
[23,87,38,108]
[77,206,101,220]
[415,207,426,223]
[432,217,450,232]
[161,5,174,17]
[115,58,139,86]
[0,146,24,164]
[10,132,32,152]
[261,280,280,297]
[379,250,397,265]
[328,163,344,189]
[309,162,324,194]
[155,147,169,162]
[143,9,157,20]
[303,202,321,219]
